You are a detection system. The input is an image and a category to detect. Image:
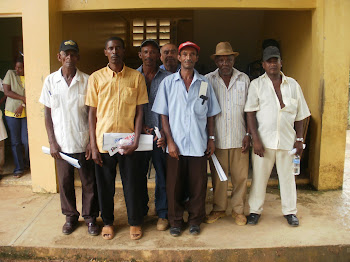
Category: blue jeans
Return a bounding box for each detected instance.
[144,142,168,218]
[5,116,29,173]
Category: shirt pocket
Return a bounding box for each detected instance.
[234,83,246,106]
[121,87,137,117]
[50,94,60,109]
[193,97,208,119]
[282,98,298,123]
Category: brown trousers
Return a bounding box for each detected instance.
[209,148,249,214]
[167,155,207,227]
[56,152,99,223]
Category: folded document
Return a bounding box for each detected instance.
[42,146,81,169]
[103,133,153,156]
[211,154,227,182]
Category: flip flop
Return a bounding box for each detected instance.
[130,225,142,240]
[102,225,115,240]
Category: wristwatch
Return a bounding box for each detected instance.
[209,136,215,141]
[296,137,304,142]
[245,132,252,139]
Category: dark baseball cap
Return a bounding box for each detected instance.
[59,40,79,52]
[140,39,160,51]
[263,46,281,61]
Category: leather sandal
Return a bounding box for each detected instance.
[130,225,142,240]
[101,225,115,240]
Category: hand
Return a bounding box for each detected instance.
[206,139,215,158]
[50,141,62,159]
[168,140,179,160]
[91,146,103,167]
[22,96,26,104]
[157,137,166,148]
[241,135,251,154]
[294,141,304,157]
[14,105,24,117]
[143,125,154,135]
[85,143,92,160]
[120,142,138,155]
[253,139,265,157]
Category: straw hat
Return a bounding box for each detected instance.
[210,42,239,60]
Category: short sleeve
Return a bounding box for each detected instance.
[207,81,221,117]
[136,74,149,105]
[295,83,311,121]
[244,80,260,112]
[38,76,52,108]
[152,78,169,116]
[85,74,98,108]
[3,70,12,85]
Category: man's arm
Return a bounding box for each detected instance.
[44,106,61,159]
[120,104,143,155]
[294,120,304,156]
[205,116,215,158]
[247,111,264,157]
[241,112,251,153]
[161,114,179,160]
[88,106,103,166]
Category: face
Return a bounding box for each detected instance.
[178,47,198,70]
[57,50,79,69]
[15,62,24,76]
[215,55,235,76]
[104,40,125,65]
[138,44,160,68]
[262,57,282,76]
[160,44,178,69]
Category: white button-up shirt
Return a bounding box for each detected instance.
[244,72,311,151]
[39,68,90,154]
[205,68,250,149]
[152,69,221,157]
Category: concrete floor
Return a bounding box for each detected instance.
[0,133,350,261]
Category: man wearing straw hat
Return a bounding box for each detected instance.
[205,42,251,226]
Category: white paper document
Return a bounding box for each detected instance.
[42,146,81,169]
[211,154,227,182]
[199,81,208,98]
[103,133,153,156]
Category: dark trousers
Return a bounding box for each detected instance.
[95,152,147,226]
[166,155,208,227]
[143,142,167,218]
[5,116,29,173]
[56,152,99,224]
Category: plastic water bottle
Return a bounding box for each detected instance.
[293,155,300,176]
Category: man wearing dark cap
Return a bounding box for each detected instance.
[137,39,170,231]
[39,40,99,235]
[244,46,311,226]
[152,41,221,236]
[86,37,148,240]
[205,42,251,226]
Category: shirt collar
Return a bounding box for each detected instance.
[262,71,288,83]
[213,67,242,80]
[137,65,163,78]
[106,63,126,78]
[54,67,81,83]
[175,68,201,83]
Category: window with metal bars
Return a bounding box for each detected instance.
[132,19,171,47]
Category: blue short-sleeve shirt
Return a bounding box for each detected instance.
[152,69,221,157]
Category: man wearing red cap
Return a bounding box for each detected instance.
[152,41,221,236]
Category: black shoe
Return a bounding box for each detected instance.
[170,227,181,237]
[62,221,78,235]
[246,213,261,225]
[189,225,200,235]
[87,222,100,236]
[284,214,299,227]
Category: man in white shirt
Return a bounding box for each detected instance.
[39,40,99,235]
[244,46,311,226]
[205,42,251,226]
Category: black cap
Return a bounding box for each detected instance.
[140,39,160,51]
[263,46,281,61]
[59,40,79,52]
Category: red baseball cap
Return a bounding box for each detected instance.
[178,41,200,53]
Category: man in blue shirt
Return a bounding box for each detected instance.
[137,39,171,231]
[152,41,221,236]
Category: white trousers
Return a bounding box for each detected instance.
[248,148,297,215]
